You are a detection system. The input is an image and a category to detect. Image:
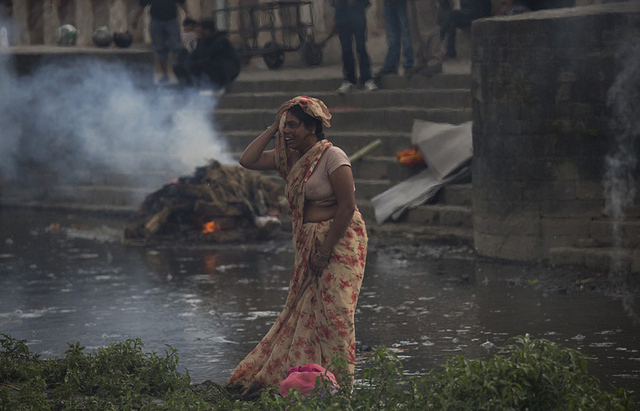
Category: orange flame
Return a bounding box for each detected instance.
[202,220,221,234]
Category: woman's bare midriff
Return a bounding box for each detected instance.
[303,202,337,223]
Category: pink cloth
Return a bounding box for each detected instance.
[279,363,339,397]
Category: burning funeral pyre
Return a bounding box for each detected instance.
[124,161,285,243]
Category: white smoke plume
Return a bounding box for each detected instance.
[0,48,232,186]
[604,31,640,257]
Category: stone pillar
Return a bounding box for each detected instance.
[471,2,640,263]
[186,0,201,20]
[43,0,60,44]
[75,0,92,45]
[109,0,127,32]
[11,0,29,44]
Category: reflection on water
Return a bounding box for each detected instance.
[0,210,638,390]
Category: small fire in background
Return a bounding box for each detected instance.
[202,220,221,234]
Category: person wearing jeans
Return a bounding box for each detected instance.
[334,0,377,94]
[132,0,189,84]
[377,0,414,77]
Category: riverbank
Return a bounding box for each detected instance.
[1,333,635,410]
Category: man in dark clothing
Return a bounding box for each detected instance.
[132,0,189,83]
[190,20,240,94]
[439,0,491,59]
[333,0,377,94]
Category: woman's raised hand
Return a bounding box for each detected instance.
[272,101,290,131]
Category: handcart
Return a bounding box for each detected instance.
[214,1,325,69]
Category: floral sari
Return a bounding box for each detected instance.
[227,118,368,394]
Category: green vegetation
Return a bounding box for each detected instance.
[1,333,635,410]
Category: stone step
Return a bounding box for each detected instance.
[367,223,474,246]
[355,179,394,200]
[219,89,472,110]
[433,183,473,207]
[222,130,412,156]
[355,179,472,204]
[549,246,640,274]
[46,185,153,208]
[358,200,472,229]
[215,107,471,132]
[351,156,419,182]
[229,73,472,94]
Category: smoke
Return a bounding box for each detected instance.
[0,49,232,186]
[604,30,640,275]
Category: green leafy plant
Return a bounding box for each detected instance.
[1,333,635,410]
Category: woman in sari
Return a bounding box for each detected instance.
[227,96,368,396]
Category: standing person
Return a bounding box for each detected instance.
[228,96,368,397]
[173,18,199,86]
[375,0,414,78]
[132,0,189,84]
[190,20,240,95]
[333,0,378,94]
[439,0,491,59]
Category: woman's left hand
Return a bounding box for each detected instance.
[309,252,330,276]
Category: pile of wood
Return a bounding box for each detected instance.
[124,160,285,243]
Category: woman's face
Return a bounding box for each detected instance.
[282,112,316,153]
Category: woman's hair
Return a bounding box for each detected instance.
[288,104,324,140]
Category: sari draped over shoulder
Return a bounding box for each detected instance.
[227,123,368,393]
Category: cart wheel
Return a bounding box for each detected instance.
[301,41,323,66]
[263,42,285,70]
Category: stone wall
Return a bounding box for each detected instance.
[471,2,640,270]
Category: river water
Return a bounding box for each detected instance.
[0,209,638,391]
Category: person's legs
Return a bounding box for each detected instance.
[441,9,471,58]
[166,19,183,64]
[149,19,170,78]
[352,3,371,83]
[397,0,414,69]
[336,25,356,85]
[382,0,400,73]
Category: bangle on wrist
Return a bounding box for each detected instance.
[315,251,331,262]
[266,125,276,136]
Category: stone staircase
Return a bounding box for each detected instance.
[216,69,474,243]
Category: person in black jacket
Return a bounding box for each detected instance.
[439,0,491,59]
[191,20,240,94]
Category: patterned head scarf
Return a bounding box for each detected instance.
[278,95,332,131]
[275,96,332,179]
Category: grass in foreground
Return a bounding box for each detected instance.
[1,333,635,410]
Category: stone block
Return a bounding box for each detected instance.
[541,218,590,238]
[590,219,640,248]
[474,181,524,202]
[541,234,581,251]
[523,181,577,202]
[550,159,579,181]
[473,197,539,219]
[540,199,604,218]
[589,219,615,246]
[548,247,586,267]
[576,181,604,200]
[473,213,540,236]
[473,232,542,261]
[632,248,640,274]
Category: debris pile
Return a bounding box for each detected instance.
[124,161,285,243]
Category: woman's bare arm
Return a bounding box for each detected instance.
[310,165,356,272]
[238,126,277,170]
[238,103,289,170]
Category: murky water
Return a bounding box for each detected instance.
[1,209,638,391]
